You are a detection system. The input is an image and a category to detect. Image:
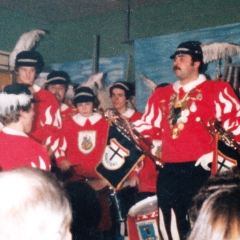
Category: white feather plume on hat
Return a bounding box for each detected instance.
[9,29,46,70]
[0,93,32,115]
[201,42,240,63]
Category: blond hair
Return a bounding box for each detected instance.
[0,167,72,240]
[188,187,240,240]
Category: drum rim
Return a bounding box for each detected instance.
[128,195,157,216]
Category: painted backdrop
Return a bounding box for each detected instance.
[135,22,240,113]
[50,55,128,86]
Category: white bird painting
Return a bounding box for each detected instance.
[201,42,240,63]
[9,29,46,70]
[136,73,157,93]
[80,72,105,94]
[77,72,114,111]
[201,42,240,79]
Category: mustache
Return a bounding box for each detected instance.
[173,66,181,71]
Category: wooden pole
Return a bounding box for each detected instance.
[122,0,134,44]
[93,35,100,74]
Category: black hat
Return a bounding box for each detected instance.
[73,87,95,105]
[15,51,44,72]
[3,83,37,103]
[47,70,71,85]
[109,81,134,99]
[170,41,203,61]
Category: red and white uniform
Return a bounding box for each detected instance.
[60,103,77,121]
[124,108,159,194]
[134,75,240,239]
[30,84,65,160]
[0,127,50,171]
[134,75,240,164]
[122,108,142,122]
[60,112,109,180]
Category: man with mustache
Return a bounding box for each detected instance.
[133,41,240,239]
[45,70,77,121]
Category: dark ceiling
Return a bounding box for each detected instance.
[0,0,161,23]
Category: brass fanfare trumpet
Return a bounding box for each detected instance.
[104,108,164,169]
[196,117,240,153]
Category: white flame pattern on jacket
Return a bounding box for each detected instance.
[31,156,49,170]
[54,135,67,160]
[41,107,64,160]
[218,87,240,139]
[132,78,240,165]
[44,107,61,128]
[45,106,53,125]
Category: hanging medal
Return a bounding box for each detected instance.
[190,102,197,112]
[168,89,194,139]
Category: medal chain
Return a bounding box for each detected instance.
[168,88,196,138]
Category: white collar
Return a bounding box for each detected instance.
[2,127,28,137]
[122,108,135,118]
[61,103,69,111]
[72,112,102,126]
[173,74,206,93]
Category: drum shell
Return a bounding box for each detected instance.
[127,195,161,240]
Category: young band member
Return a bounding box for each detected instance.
[133,41,240,239]
[109,81,159,199]
[59,86,109,180]
[0,83,50,171]
[109,81,160,240]
[14,51,64,161]
[58,86,112,236]
[109,81,142,121]
[45,70,77,121]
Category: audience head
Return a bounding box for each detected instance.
[189,168,240,225]
[0,167,72,240]
[188,186,240,240]
[188,168,240,240]
[0,83,36,129]
[45,70,71,104]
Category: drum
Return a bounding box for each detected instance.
[127,195,160,240]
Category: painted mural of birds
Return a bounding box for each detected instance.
[201,42,240,63]
[136,73,157,93]
[201,42,240,79]
[9,29,47,70]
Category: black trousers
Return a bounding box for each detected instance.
[156,162,210,240]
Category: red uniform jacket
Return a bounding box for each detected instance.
[134,75,240,165]
[61,112,109,180]
[30,85,64,161]
[60,103,77,121]
[0,127,50,171]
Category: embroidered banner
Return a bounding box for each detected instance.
[96,124,144,189]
